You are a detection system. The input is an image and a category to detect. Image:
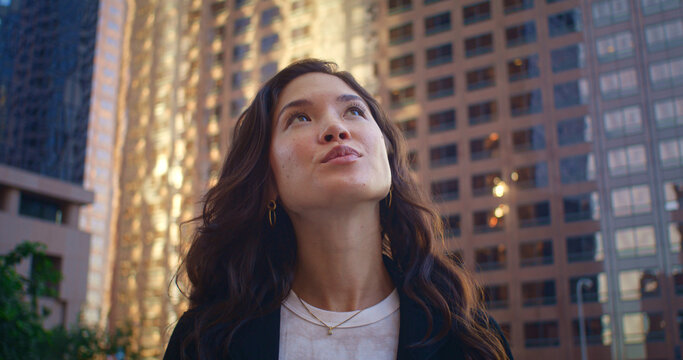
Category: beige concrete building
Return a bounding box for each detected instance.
[0,164,93,329]
[79,0,128,328]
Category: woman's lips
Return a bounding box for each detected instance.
[321,145,361,163]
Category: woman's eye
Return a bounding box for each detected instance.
[346,107,364,117]
[293,114,310,123]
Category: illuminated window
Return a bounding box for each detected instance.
[653,96,683,128]
[619,269,660,300]
[471,171,501,197]
[473,209,505,233]
[596,31,634,62]
[622,312,665,343]
[659,136,683,167]
[592,0,629,27]
[603,105,642,138]
[611,185,651,217]
[508,54,539,82]
[470,134,500,161]
[615,226,656,258]
[607,145,647,176]
[599,68,638,99]
[512,162,548,189]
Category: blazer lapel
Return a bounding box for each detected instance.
[384,257,449,360]
[229,307,280,360]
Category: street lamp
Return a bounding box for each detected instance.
[576,278,594,360]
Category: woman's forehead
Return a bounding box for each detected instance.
[276,73,360,107]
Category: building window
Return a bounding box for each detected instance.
[389,85,416,108]
[472,171,501,197]
[641,0,681,15]
[389,22,413,45]
[611,184,652,217]
[664,181,683,211]
[397,118,417,138]
[673,266,683,295]
[230,97,246,117]
[659,136,683,167]
[524,321,559,348]
[520,239,553,267]
[427,76,454,99]
[510,89,542,116]
[506,21,537,47]
[518,201,551,228]
[508,54,540,82]
[649,57,683,90]
[669,222,682,252]
[607,145,647,177]
[466,66,495,91]
[429,109,456,133]
[600,68,638,99]
[431,178,459,202]
[511,162,548,189]
[235,0,251,8]
[30,254,62,297]
[389,54,414,76]
[563,192,600,222]
[260,34,279,53]
[548,9,582,37]
[443,214,461,237]
[475,245,506,271]
[473,208,505,233]
[570,273,608,303]
[425,12,451,36]
[468,100,497,126]
[522,280,556,306]
[484,284,509,309]
[567,233,604,263]
[231,71,250,89]
[463,1,491,25]
[512,125,545,152]
[234,17,251,35]
[260,6,280,27]
[603,105,642,138]
[470,134,500,161]
[233,44,250,61]
[572,316,612,346]
[429,143,457,167]
[465,33,493,57]
[615,226,656,258]
[291,25,310,40]
[560,153,596,184]
[388,0,412,14]
[504,0,534,13]
[592,0,630,27]
[558,116,592,146]
[653,96,683,128]
[623,312,666,344]
[19,192,64,224]
[260,62,278,82]
[554,79,589,109]
[426,43,452,67]
[619,269,660,301]
[596,31,634,62]
[551,44,585,72]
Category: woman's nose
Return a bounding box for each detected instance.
[320,122,350,143]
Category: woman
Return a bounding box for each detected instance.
[164,59,512,360]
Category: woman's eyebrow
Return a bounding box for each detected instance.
[337,94,363,103]
[276,99,312,123]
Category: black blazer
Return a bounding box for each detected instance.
[164,257,513,360]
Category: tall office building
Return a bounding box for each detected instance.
[0,0,99,328]
[79,0,128,327]
[376,0,682,359]
[109,0,378,357]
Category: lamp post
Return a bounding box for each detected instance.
[577,278,594,360]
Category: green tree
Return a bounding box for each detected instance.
[0,242,139,360]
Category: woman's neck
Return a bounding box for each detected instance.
[288,203,394,312]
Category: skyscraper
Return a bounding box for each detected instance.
[376,0,683,359]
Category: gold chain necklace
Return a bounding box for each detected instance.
[296,294,364,335]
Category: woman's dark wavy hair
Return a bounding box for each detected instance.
[177,59,508,359]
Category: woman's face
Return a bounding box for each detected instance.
[269,73,392,213]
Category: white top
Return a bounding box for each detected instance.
[278,289,400,360]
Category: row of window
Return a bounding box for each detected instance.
[517,310,669,348]
[388,0,679,25]
[389,13,580,50]
[438,187,677,235]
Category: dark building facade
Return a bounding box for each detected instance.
[0,0,99,184]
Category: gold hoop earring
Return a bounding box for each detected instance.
[386,187,393,208]
[267,200,277,227]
